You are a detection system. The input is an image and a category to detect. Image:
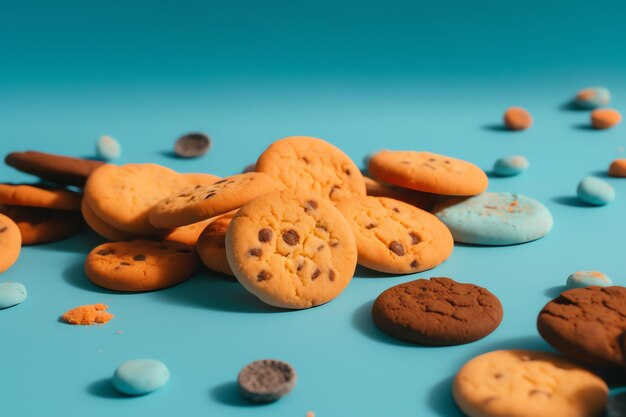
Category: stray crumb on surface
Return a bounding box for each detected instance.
[61,303,114,325]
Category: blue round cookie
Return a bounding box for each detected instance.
[566,271,613,289]
[493,155,529,177]
[577,177,615,206]
[112,359,169,395]
[433,192,553,245]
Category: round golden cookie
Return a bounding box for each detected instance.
[0,205,84,245]
[453,350,608,417]
[196,212,236,276]
[81,198,134,241]
[256,136,366,202]
[148,172,285,229]
[363,176,437,211]
[225,189,357,309]
[368,150,488,196]
[0,183,81,211]
[336,196,453,274]
[84,163,190,235]
[182,173,221,186]
[0,213,21,274]
[85,240,199,292]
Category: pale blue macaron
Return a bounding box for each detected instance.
[577,177,615,206]
[0,282,27,309]
[112,359,169,395]
[433,192,553,245]
[575,87,611,109]
[493,155,529,177]
[566,271,612,290]
[96,135,122,161]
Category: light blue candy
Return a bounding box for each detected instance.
[493,155,529,177]
[577,177,615,206]
[433,192,553,245]
[96,135,122,161]
[112,359,169,395]
[575,87,611,109]
[566,271,612,289]
[0,282,27,309]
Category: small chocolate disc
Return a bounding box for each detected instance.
[174,133,211,158]
[237,359,296,403]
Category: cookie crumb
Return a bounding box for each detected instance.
[306,412,315,417]
[62,303,114,325]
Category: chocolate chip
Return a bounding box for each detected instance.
[444,160,451,164]
[174,132,211,158]
[410,260,418,268]
[392,207,400,213]
[317,244,324,251]
[494,372,504,379]
[297,262,304,271]
[330,239,339,248]
[366,223,376,230]
[204,192,216,199]
[429,158,436,162]
[133,254,146,261]
[282,230,299,246]
[302,156,310,164]
[316,224,328,232]
[258,228,273,243]
[0,226,6,234]
[194,185,202,189]
[311,268,321,280]
[345,169,351,176]
[305,200,318,211]
[329,185,341,198]
[97,249,111,256]
[409,233,420,244]
[120,261,130,266]
[257,270,271,281]
[248,248,262,257]
[329,270,336,281]
[213,179,227,185]
[389,241,405,256]
[176,248,192,253]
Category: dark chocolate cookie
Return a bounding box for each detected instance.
[537,286,626,369]
[237,359,296,403]
[371,277,503,345]
[5,151,104,187]
[174,132,211,158]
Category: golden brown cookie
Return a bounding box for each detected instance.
[84,163,191,235]
[162,218,214,246]
[196,212,236,276]
[148,172,285,229]
[0,213,21,274]
[225,189,357,309]
[453,350,608,417]
[368,150,488,196]
[0,183,81,211]
[81,198,134,241]
[182,173,222,186]
[336,196,453,274]
[85,240,199,292]
[0,205,84,245]
[363,176,437,211]
[256,136,366,202]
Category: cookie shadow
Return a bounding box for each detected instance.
[152,271,285,313]
[351,300,416,347]
[544,285,566,299]
[551,196,592,208]
[572,123,595,131]
[209,381,263,407]
[158,150,181,159]
[62,259,121,294]
[426,375,464,417]
[86,378,130,399]
[482,123,509,132]
[353,265,400,279]
[44,229,105,253]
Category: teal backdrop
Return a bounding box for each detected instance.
[1,1,625,416]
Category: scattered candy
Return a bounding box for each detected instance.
[0,282,27,309]
[575,87,611,109]
[503,107,532,130]
[591,108,622,129]
[577,177,615,206]
[96,135,121,161]
[238,359,296,403]
[566,271,612,289]
[174,132,211,158]
[113,359,170,395]
[609,159,626,177]
[493,155,529,176]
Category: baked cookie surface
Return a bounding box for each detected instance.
[225,189,357,309]
[336,196,453,273]
[0,205,84,245]
[368,150,488,196]
[0,213,21,274]
[5,151,104,187]
[256,136,366,202]
[196,212,236,276]
[0,183,81,211]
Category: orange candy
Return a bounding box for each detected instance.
[503,107,532,130]
[609,159,626,177]
[591,108,622,129]
[62,303,114,325]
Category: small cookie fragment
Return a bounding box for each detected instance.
[453,350,608,417]
[372,278,502,345]
[566,271,612,289]
[238,359,297,403]
[608,159,626,177]
[492,155,529,177]
[196,212,236,276]
[0,282,27,309]
[174,132,211,158]
[96,135,121,161]
[504,107,533,130]
[577,177,615,206]
[575,86,610,109]
[0,213,21,274]
[85,240,198,292]
[591,108,622,129]
[537,286,626,368]
[113,359,170,395]
[62,303,114,325]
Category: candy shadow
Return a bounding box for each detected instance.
[426,376,464,417]
[209,381,264,407]
[158,150,181,159]
[351,300,416,347]
[572,123,595,131]
[544,285,566,299]
[590,170,611,179]
[551,196,592,208]
[482,123,509,132]
[87,378,131,399]
[62,260,121,294]
[152,271,285,313]
[559,99,588,112]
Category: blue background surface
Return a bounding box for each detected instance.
[1,1,625,416]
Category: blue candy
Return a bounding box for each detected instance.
[575,87,611,109]
[0,282,27,309]
[493,155,529,177]
[577,177,615,206]
[96,135,122,161]
[566,271,612,290]
[112,359,169,395]
[433,192,553,245]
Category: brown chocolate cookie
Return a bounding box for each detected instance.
[537,286,626,369]
[372,277,503,345]
[5,151,104,187]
